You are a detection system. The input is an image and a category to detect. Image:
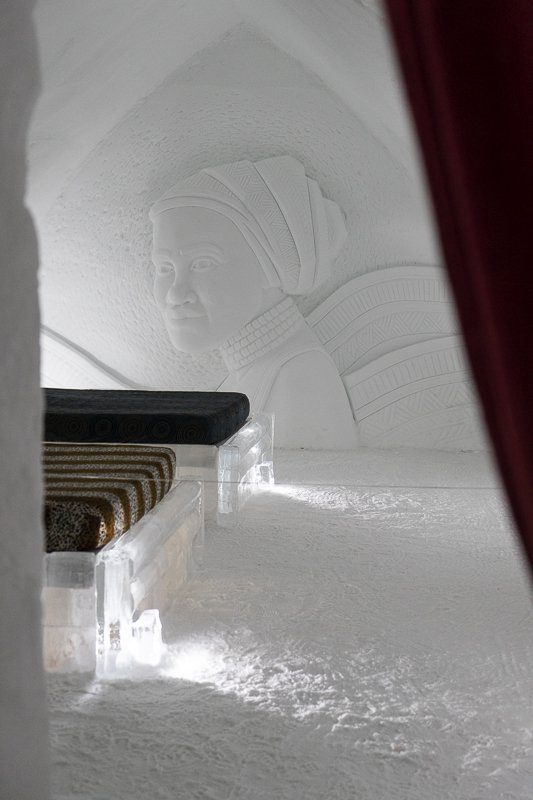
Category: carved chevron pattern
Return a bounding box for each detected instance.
[255,157,315,270]
[344,336,486,450]
[207,161,302,286]
[306,266,486,449]
[307,266,455,374]
[351,343,466,412]
[359,385,484,449]
[330,309,454,373]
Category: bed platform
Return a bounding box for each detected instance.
[43,388,274,523]
[41,389,274,674]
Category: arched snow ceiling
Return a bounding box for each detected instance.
[29,0,440,390]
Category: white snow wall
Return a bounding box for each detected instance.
[0,2,49,797]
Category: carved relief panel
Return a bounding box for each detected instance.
[151,156,484,450]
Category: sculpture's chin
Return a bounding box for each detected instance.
[166,325,219,355]
[168,334,216,354]
[166,313,258,354]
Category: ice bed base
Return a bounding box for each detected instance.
[42,480,204,675]
[173,414,274,525]
[42,416,272,674]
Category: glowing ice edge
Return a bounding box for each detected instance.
[43,480,204,676]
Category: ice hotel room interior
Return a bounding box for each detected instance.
[1,1,532,798]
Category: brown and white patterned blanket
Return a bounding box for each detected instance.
[43,443,176,552]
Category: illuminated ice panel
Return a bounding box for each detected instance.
[42,480,204,675]
[96,480,203,676]
[217,414,274,526]
[42,552,96,673]
[171,414,274,524]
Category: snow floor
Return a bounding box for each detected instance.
[48,448,533,800]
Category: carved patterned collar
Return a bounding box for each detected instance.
[220,297,305,372]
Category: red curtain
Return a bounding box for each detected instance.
[384,1,533,573]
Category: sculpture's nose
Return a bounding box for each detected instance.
[166,265,197,306]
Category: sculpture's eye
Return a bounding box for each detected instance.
[155,262,173,276]
[191,257,218,273]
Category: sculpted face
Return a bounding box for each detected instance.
[152,207,266,353]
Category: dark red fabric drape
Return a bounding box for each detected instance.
[384,1,533,573]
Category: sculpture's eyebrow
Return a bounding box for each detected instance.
[152,248,172,260]
[152,244,225,261]
[179,244,225,258]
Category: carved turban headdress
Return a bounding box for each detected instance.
[149,156,347,295]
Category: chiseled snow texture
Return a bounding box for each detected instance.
[48,450,533,800]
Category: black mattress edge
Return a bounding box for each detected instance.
[43,389,250,446]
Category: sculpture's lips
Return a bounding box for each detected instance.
[165,307,206,320]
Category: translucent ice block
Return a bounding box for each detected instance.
[131,609,164,667]
[42,551,96,673]
[171,414,275,524]
[217,414,274,526]
[96,480,203,675]
[42,480,204,675]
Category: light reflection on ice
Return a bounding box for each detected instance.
[154,626,532,775]
[262,483,430,521]
[260,483,509,529]
[159,632,420,732]
[162,639,227,683]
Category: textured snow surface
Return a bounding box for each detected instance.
[48,450,533,800]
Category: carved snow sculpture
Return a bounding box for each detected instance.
[344,336,486,450]
[306,265,457,373]
[307,266,486,450]
[151,158,485,451]
[150,156,358,449]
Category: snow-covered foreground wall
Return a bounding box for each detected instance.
[0,3,49,797]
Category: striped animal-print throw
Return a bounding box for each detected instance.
[43,443,176,552]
